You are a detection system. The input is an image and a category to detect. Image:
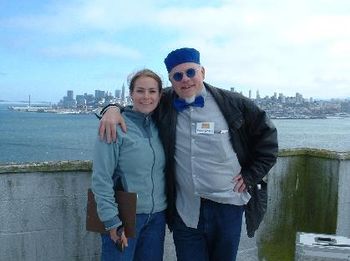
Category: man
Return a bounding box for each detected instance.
[99,47,278,261]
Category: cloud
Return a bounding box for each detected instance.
[41,41,142,59]
[329,41,350,58]
[1,0,349,99]
[151,1,350,98]
[284,15,350,45]
[1,0,158,34]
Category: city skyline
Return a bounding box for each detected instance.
[57,87,350,106]
[1,86,348,105]
[1,0,350,102]
[6,87,350,120]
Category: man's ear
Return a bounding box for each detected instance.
[201,66,205,80]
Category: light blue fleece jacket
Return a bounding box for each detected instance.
[91,108,167,230]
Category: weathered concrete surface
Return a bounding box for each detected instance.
[0,161,99,261]
[337,159,350,237]
[257,149,350,261]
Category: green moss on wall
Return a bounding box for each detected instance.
[259,154,338,261]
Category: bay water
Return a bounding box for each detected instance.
[1,103,349,164]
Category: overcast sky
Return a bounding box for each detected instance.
[1,0,349,102]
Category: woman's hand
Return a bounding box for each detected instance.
[109,227,128,251]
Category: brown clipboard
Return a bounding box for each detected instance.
[86,188,137,237]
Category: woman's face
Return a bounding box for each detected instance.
[131,76,161,114]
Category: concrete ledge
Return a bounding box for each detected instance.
[0,160,92,174]
[278,148,350,159]
[1,149,348,174]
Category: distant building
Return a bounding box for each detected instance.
[278,93,286,103]
[126,96,132,105]
[341,101,350,113]
[76,95,86,108]
[115,89,121,99]
[104,92,114,106]
[256,90,261,100]
[95,90,105,101]
[84,93,95,107]
[62,90,76,108]
[121,84,126,103]
[296,92,303,104]
[67,90,74,100]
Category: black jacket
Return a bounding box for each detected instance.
[154,82,278,238]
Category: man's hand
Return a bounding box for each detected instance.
[232,174,246,193]
[99,107,126,143]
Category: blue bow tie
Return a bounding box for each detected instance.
[173,95,205,112]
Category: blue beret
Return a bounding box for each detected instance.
[164,47,200,72]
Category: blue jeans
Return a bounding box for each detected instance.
[101,211,166,261]
[173,200,244,261]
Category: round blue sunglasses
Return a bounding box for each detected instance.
[170,67,201,82]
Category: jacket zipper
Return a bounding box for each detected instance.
[145,116,156,214]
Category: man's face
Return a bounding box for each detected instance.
[168,62,205,99]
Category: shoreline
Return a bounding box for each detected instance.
[6,105,350,119]
[7,105,98,115]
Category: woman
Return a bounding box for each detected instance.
[92,69,166,261]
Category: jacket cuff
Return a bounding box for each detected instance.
[95,104,122,120]
[104,215,122,231]
[241,170,257,190]
[101,104,122,115]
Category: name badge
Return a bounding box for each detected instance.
[196,122,214,135]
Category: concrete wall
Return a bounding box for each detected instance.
[0,161,99,261]
[0,149,349,261]
[337,157,350,237]
[257,149,350,261]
